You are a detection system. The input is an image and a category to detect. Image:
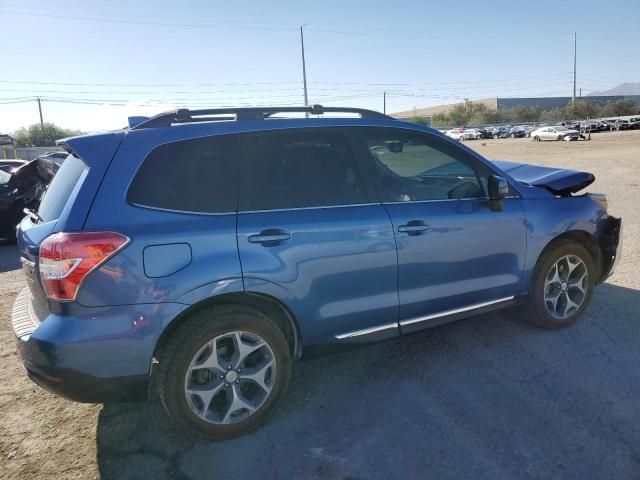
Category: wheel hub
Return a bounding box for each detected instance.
[184,331,276,424]
[543,254,588,320]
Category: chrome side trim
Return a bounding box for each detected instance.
[399,296,515,327]
[334,322,398,340]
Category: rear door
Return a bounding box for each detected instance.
[351,127,526,333]
[236,128,399,344]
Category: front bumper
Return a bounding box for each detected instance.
[11,288,187,403]
[599,216,622,282]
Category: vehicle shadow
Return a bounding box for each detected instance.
[0,244,20,273]
[96,283,640,480]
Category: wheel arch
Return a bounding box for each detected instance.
[535,229,603,279]
[153,292,302,362]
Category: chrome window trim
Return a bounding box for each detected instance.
[239,202,376,215]
[399,296,515,327]
[334,322,398,340]
[129,196,520,216]
[128,201,236,216]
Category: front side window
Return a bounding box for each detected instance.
[239,130,367,211]
[128,135,238,213]
[358,129,484,202]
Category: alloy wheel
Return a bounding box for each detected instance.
[184,331,276,424]
[543,255,588,319]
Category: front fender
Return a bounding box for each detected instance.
[521,195,606,285]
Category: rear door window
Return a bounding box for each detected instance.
[37,154,84,222]
[239,129,367,211]
[128,135,238,213]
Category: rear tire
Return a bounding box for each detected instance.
[533,136,540,142]
[156,305,292,440]
[522,240,596,329]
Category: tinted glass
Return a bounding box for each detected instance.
[240,130,367,211]
[359,129,483,202]
[37,154,86,222]
[128,136,238,213]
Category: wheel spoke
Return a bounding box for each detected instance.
[231,332,265,368]
[222,384,256,424]
[546,262,561,286]
[186,382,225,419]
[194,340,225,372]
[564,294,580,315]
[545,291,561,314]
[569,271,587,294]
[240,358,274,394]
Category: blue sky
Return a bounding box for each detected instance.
[1,0,639,132]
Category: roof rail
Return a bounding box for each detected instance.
[130,104,392,129]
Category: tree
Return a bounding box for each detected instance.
[600,99,638,117]
[447,103,469,126]
[431,112,448,127]
[563,100,598,120]
[13,123,82,147]
[409,116,428,125]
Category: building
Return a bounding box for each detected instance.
[391,95,640,121]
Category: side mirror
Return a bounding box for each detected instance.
[488,175,509,211]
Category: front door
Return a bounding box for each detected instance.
[351,127,527,333]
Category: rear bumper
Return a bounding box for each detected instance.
[12,288,187,403]
[599,216,622,282]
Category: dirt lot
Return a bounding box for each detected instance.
[1,130,639,479]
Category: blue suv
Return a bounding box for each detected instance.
[12,105,621,439]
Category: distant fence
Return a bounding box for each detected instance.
[1,146,64,161]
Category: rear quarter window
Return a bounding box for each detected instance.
[127,136,238,214]
[37,154,84,222]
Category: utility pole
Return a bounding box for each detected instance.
[383,91,386,114]
[572,32,577,103]
[300,26,309,112]
[37,97,44,130]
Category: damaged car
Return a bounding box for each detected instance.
[0,159,47,242]
[12,105,621,440]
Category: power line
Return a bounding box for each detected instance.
[0,10,296,32]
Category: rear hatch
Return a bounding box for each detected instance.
[17,132,124,320]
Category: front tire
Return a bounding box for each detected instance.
[156,306,292,440]
[523,240,596,329]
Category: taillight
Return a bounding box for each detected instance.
[39,231,130,301]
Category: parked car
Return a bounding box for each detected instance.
[0,134,15,146]
[475,128,494,139]
[580,121,603,133]
[12,105,621,440]
[0,160,46,242]
[613,119,632,131]
[446,128,476,141]
[561,121,581,131]
[493,127,511,138]
[508,126,527,138]
[628,117,640,129]
[531,126,581,141]
[0,159,28,173]
[35,151,68,181]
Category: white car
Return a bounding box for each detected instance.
[446,129,476,141]
[531,126,581,142]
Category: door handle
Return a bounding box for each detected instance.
[397,221,430,236]
[248,229,291,244]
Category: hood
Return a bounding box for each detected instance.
[490,160,595,196]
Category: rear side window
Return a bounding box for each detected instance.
[37,154,84,222]
[128,136,238,213]
[239,130,367,211]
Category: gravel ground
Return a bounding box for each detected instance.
[1,130,639,480]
